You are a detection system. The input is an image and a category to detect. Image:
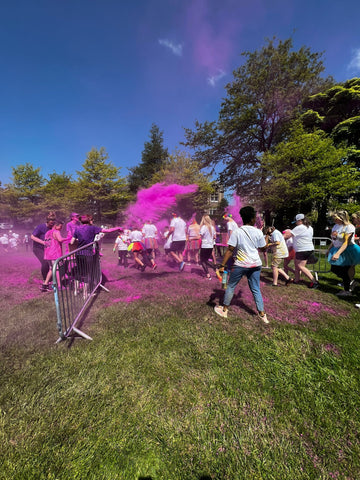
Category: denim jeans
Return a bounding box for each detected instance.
[223,265,264,312]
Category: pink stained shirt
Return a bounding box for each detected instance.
[44,228,64,261]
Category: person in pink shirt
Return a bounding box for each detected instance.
[41,220,67,292]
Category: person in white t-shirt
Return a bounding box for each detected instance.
[215,206,268,323]
[199,215,216,280]
[326,210,357,296]
[113,229,129,267]
[265,226,292,286]
[223,213,239,242]
[169,213,187,271]
[284,214,318,289]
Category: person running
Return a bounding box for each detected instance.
[214,206,269,323]
[284,214,319,289]
[142,219,158,264]
[199,215,217,280]
[186,217,201,265]
[265,226,292,286]
[113,228,129,267]
[169,212,187,271]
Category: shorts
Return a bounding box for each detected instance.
[187,238,201,250]
[271,256,285,268]
[295,250,314,261]
[171,240,186,253]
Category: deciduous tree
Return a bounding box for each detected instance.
[184,37,333,197]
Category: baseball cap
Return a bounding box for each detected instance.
[292,213,304,223]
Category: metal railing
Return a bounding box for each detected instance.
[51,241,108,342]
[311,237,332,274]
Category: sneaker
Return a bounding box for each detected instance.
[40,284,51,292]
[258,313,269,324]
[285,277,293,286]
[355,304,360,309]
[179,261,185,272]
[214,306,228,318]
[140,265,146,272]
[152,263,157,270]
[308,281,319,289]
[350,280,358,292]
[336,290,352,297]
[206,275,212,280]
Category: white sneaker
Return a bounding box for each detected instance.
[355,304,360,309]
[350,280,358,292]
[258,313,269,324]
[214,306,228,318]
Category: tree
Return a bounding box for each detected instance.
[128,123,168,193]
[184,37,333,197]
[75,147,130,224]
[151,149,215,218]
[301,77,360,169]
[39,172,76,219]
[260,122,360,230]
[4,163,46,224]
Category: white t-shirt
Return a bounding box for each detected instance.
[129,230,143,242]
[115,234,129,251]
[170,217,187,241]
[142,223,157,238]
[200,225,215,248]
[291,224,314,252]
[331,223,355,249]
[227,219,238,234]
[229,226,265,268]
[270,229,289,258]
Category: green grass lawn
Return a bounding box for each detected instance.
[0,246,359,479]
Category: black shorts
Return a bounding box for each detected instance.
[170,240,186,253]
[295,250,314,261]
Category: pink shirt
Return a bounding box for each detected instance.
[44,229,64,260]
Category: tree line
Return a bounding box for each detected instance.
[1,37,359,232]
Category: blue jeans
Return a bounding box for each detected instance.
[224,265,264,313]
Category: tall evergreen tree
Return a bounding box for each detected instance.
[128,123,168,193]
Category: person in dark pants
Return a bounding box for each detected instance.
[31,212,56,285]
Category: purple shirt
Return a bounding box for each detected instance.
[73,225,102,255]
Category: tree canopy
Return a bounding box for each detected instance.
[184,37,333,196]
[260,122,360,228]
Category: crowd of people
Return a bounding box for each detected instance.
[22,206,360,319]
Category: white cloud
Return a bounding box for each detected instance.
[348,48,360,71]
[158,39,183,57]
[207,69,226,87]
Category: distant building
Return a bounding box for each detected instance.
[207,184,224,216]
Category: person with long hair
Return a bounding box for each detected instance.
[284,214,319,289]
[186,217,201,265]
[327,210,357,296]
[42,220,67,292]
[199,215,216,280]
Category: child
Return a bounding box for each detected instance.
[113,229,129,267]
[42,220,67,292]
[265,226,292,286]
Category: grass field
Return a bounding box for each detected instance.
[0,244,359,479]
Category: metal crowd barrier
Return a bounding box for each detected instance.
[51,241,108,342]
[311,236,332,275]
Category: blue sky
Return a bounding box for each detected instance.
[1,0,360,184]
